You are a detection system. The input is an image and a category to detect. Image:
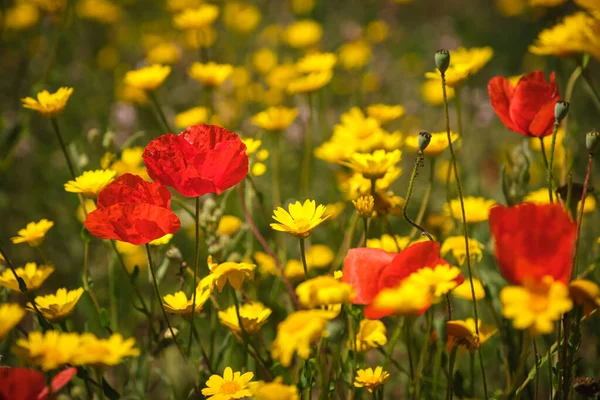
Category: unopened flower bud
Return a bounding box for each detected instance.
[163,327,179,340]
[165,245,182,262]
[418,131,432,152]
[586,129,600,154]
[352,195,375,218]
[554,101,570,122]
[435,49,450,74]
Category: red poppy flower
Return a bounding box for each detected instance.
[488,71,560,137]
[142,124,249,197]
[343,241,452,318]
[489,203,576,285]
[0,367,76,400]
[84,173,181,245]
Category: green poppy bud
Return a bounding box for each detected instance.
[554,101,569,123]
[586,129,600,154]
[418,131,432,151]
[435,49,450,74]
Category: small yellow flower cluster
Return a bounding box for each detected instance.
[11,219,54,247]
[13,330,139,370]
[242,138,270,177]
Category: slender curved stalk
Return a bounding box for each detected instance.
[82,241,103,315]
[409,158,436,240]
[403,152,434,241]
[190,321,213,374]
[414,310,433,398]
[145,244,185,359]
[440,70,488,399]
[230,286,250,367]
[362,217,369,247]
[50,117,77,179]
[547,122,560,202]
[405,320,415,384]
[299,238,309,281]
[148,91,172,133]
[446,347,458,400]
[533,338,540,400]
[561,66,582,185]
[573,153,594,277]
[383,318,404,371]
[237,183,299,308]
[187,196,201,357]
[539,137,550,170]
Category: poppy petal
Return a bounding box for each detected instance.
[342,248,396,304]
[488,76,523,134]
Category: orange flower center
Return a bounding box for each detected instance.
[221,381,241,394]
[529,292,549,313]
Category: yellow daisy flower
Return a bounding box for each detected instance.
[11,219,54,246]
[217,215,243,236]
[371,281,432,316]
[73,333,140,367]
[175,106,209,129]
[524,188,596,214]
[500,276,573,336]
[270,200,329,238]
[163,287,211,316]
[354,366,390,393]
[406,264,462,300]
[338,40,372,70]
[296,276,355,308]
[146,42,181,65]
[27,287,84,322]
[569,279,600,317]
[296,52,337,73]
[440,236,484,266]
[445,196,496,224]
[223,2,261,34]
[287,70,332,94]
[251,378,300,400]
[0,303,26,340]
[340,149,402,180]
[284,19,322,48]
[352,195,375,218]
[272,310,328,367]
[352,319,387,352]
[218,302,272,335]
[173,4,219,30]
[366,104,405,124]
[0,263,54,292]
[124,64,171,91]
[446,318,496,353]
[207,256,256,292]
[189,62,233,87]
[404,131,459,157]
[305,244,335,268]
[253,252,278,276]
[421,79,455,106]
[64,169,116,197]
[251,106,298,131]
[202,367,254,400]
[324,202,345,220]
[76,0,122,24]
[452,278,486,301]
[13,330,80,371]
[367,234,418,252]
[4,3,40,31]
[21,87,74,118]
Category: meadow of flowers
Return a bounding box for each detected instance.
[2,0,600,399]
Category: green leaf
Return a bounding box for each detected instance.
[99,308,111,328]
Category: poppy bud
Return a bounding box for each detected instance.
[435,49,450,74]
[554,101,569,122]
[418,131,432,151]
[586,129,600,154]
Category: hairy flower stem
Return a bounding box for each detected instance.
[145,244,185,359]
[539,137,550,171]
[95,368,105,400]
[187,196,201,357]
[440,71,488,399]
[446,347,458,400]
[547,122,560,202]
[362,217,369,247]
[414,310,433,399]
[403,152,433,241]
[299,238,309,281]
[409,158,435,240]
[190,321,214,374]
[230,286,250,367]
[148,91,172,133]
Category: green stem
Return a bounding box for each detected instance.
[187,196,201,357]
[96,368,105,400]
[455,86,464,136]
[414,310,433,398]
[547,122,560,202]
[409,158,436,240]
[561,65,582,185]
[362,217,369,247]
[50,117,77,179]
[299,238,309,281]
[272,132,282,209]
[383,318,404,371]
[548,345,554,400]
[573,154,594,278]
[148,91,172,133]
[230,285,249,367]
[446,347,458,400]
[405,319,414,382]
[580,65,600,112]
[440,71,488,399]
[533,337,540,400]
[302,94,315,197]
[190,320,214,374]
[145,244,185,359]
[403,152,433,240]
